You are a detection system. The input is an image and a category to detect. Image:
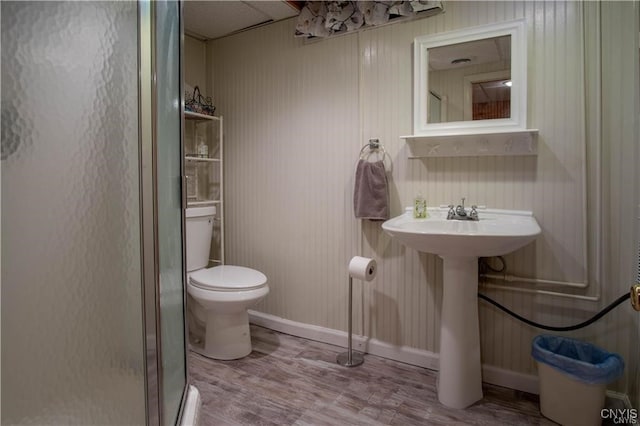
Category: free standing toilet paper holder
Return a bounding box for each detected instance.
[336,275,364,367]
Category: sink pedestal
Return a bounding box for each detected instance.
[438,256,483,409]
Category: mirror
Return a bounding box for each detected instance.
[429,35,511,123]
[413,20,527,136]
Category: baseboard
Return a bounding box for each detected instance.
[248,310,539,394]
[482,365,539,394]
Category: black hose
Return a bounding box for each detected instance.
[478,292,629,332]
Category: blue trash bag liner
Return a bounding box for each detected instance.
[531,335,624,385]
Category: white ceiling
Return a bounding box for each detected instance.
[184,1,300,41]
[428,35,511,71]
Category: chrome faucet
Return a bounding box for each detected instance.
[447,197,479,221]
[456,197,467,217]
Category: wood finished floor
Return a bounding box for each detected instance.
[187,325,590,425]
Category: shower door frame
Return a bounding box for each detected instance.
[139,1,191,424]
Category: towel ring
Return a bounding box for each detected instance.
[357,138,392,172]
[359,139,386,160]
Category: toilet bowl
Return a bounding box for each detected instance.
[187,265,268,360]
[185,207,269,360]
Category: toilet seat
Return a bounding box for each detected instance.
[189,265,267,292]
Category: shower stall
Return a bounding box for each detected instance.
[2,1,193,424]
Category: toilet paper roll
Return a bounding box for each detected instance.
[348,256,377,281]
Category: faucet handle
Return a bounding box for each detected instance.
[460,197,466,208]
[447,204,455,219]
[470,205,478,219]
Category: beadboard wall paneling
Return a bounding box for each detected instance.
[184,35,207,93]
[356,0,600,379]
[210,22,361,331]
[600,1,640,408]
[207,1,638,394]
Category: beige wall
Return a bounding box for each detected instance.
[600,1,640,409]
[207,1,638,396]
[184,35,207,95]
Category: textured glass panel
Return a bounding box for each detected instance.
[1,2,145,425]
[156,1,188,425]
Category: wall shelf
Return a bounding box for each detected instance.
[187,200,221,207]
[185,156,221,162]
[401,128,538,158]
[184,110,220,121]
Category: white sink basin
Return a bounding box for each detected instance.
[382,206,541,409]
[382,207,541,257]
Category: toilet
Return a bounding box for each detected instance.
[185,206,269,360]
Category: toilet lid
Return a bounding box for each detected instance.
[189,265,267,291]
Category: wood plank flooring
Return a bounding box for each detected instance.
[187,325,600,425]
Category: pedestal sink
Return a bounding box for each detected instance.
[382,207,541,409]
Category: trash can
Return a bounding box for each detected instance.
[531,335,624,426]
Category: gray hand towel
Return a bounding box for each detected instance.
[353,159,389,220]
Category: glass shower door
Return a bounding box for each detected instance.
[1,2,146,424]
[2,1,189,424]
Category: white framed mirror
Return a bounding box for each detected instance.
[413,19,527,136]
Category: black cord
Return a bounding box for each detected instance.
[478,292,629,332]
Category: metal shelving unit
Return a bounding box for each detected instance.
[184,110,224,264]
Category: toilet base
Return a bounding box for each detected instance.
[190,310,252,360]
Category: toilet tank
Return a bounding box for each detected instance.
[185,206,216,272]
